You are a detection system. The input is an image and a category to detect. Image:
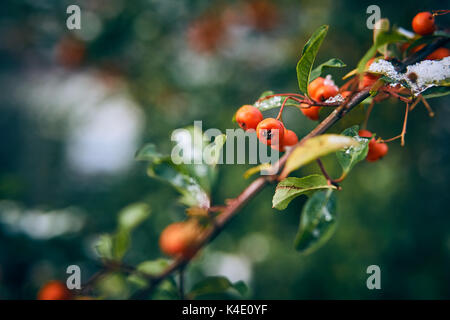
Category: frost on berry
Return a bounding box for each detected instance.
[368,57,450,95]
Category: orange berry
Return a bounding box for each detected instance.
[358,130,388,162]
[37,281,72,300]
[307,77,325,98]
[341,91,352,99]
[412,12,436,36]
[358,130,373,138]
[300,104,321,121]
[366,140,389,162]
[159,221,201,259]
[426,47,450,60]
[359,74,380,90]
[313,84,339,102]
[256,118,285,145]
[235,105,264,130]
[283,129,298,147]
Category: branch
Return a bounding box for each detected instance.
[91,37,449,300]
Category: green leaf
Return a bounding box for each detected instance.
[336,126,369,174]
[135,143,162,162]
[310,58,346,81]
[296,25,329,95]
[254,95,299,112]
[128,259,171,289]
[171,126,217,193]
[272,175,336,210]
[118,202,151,232]
[137,126,224,209]
[294,189,337,254]
[188,276,248,299]
[357,30,408,74]
[421,86,450,99]
[113,229,130,260]
[280,134,358,179]
[95,234,114,260]
[147,160,210,208]
[373,18,390,55]
[137,259,171,276]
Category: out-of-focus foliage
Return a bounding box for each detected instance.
[0,0,449,299]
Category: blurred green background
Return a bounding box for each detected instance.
[0,0,449,299]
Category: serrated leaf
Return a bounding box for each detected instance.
[188,276,247,299]
[336,126,369,174]
[294,189,337,254]
[272,174,336,210]
[310,58,346,81]
[118,202,151,232]
[280,134,359,179]
[296,25,329,95]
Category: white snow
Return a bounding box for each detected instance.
[368,57,450,95]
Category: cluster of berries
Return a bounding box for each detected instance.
[299,76,342,120]
[235,105,298,152]
[407,12,450,59]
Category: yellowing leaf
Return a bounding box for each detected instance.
[280,134,358,179]
[243,163,274,179]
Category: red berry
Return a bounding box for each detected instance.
[37,281,72,300]
[313,84,339,102]
[412,12,436,36]
[235,105,263,130]
[300,104,321,121]
[256,118,285,146]
[341,91,352,99]
[358,130,388,162]
[359,74,380,90]
[159,221,201,259]
[426,47,450,60]
[283,129,298,147]
[358,129,373,138]
[303,76,338,120]
[307,77,325,98]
